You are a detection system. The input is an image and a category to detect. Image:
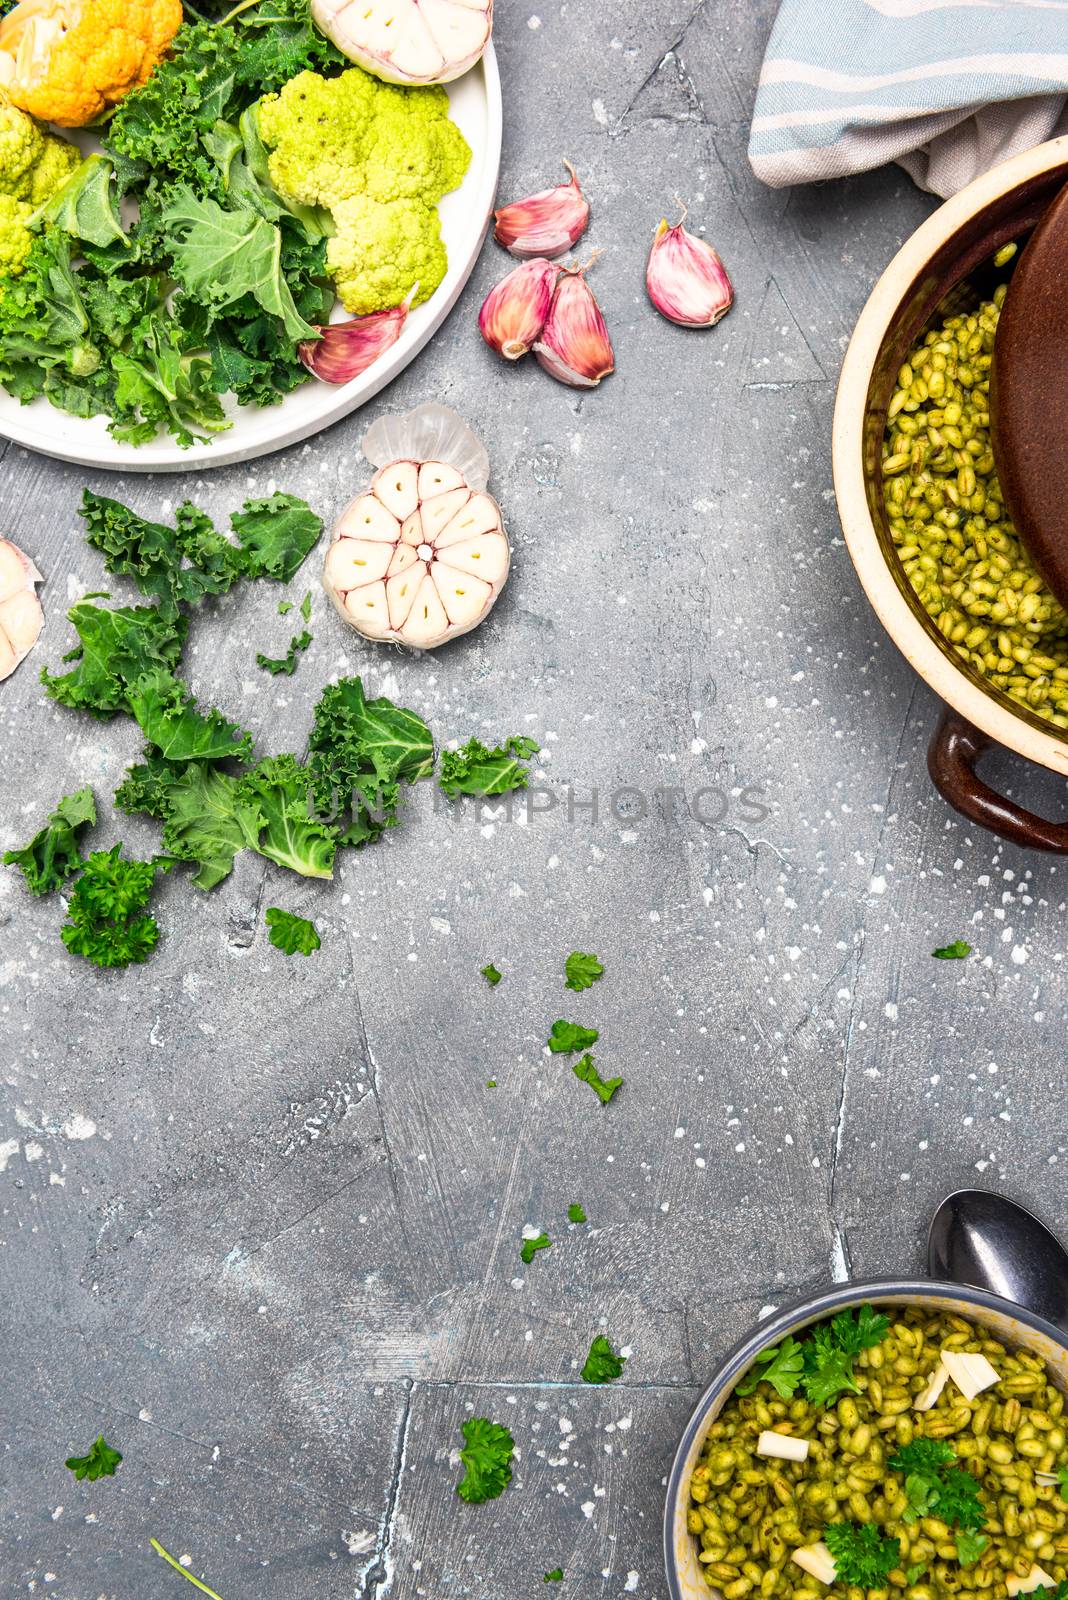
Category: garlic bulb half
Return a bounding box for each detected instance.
[311,0,493,86]
[0,538,43,681]
[324,406,509,650]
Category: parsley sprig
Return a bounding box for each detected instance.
[824,1521,900,1587]
[456,1417,515,1503]
[736,1306,889,1405]
[888,1440,987,1532]
[65,1435,122,1481]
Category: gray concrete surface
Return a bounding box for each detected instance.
[2,3,1066,1597]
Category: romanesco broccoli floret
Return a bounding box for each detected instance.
[257,67,470,316]
[0,101,81,282]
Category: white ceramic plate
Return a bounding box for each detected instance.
[0,47,502,474]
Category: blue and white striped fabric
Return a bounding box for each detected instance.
[749,0,1068,196]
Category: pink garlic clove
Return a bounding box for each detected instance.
[646,203,733,328]
[479,258,560,361]
[298,290,415,385]
[533,258,614,389]
[493,161,590,259]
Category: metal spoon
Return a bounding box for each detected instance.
[928,1188,1068,1335]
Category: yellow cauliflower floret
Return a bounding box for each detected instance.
[257,66,471,315]
[0,0,182,128]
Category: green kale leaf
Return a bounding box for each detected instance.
[230,493,324,583]
[480,963,502,986]
[61,847,168,969]
[307,676,433,848]
[520,1231,551,1265]
[3,787,96,896]
[265,906,321,956]
[41,601,187,718]
[127,670,253,763]
[256,628,311,675]
[933,939,972,959]
[236,755,337,879]
[567,1203,587,1224]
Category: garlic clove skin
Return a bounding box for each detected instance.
[533,261,614,388]
[493,161,590,258]
[646,206,733,329]
[298,293,414,385]
[325,456,510,650]
[0,538,43,683]
[479,258,559,361]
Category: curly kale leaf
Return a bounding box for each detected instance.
[438,735,540,799]
[230,494,324,582]
[3,787,96,896]
[235,755,338,879]
[265,906,321,956]
[127,670,254,764]
[581,1335,626,1385]
[80,491,245,619]
[61,847,169,969]
[456,1417,514,1503]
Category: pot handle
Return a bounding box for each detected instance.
[927,709,1068,852]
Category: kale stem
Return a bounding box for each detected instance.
[149,1539,226,1600]
[216,0,261,22]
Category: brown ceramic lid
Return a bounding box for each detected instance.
[991,178,1068,609]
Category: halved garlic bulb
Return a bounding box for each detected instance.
[324,459,509,649]
[0,538,43,681]
[311,0,493,86]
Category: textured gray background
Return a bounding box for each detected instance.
[2,2,1066,1597]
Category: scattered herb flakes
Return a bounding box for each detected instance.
[300,590,312,621]
[480,963,502,987]
[486,1079,497,1088]
[455,1417,514,1503]
[956,1532,988,1566]
[278,599,294,615]
[256,628,312,676]
[547,1020,598,1054]
[933,939,972,959]
[3,786,96,896]
[823,1522,900,1587]
[150,1537,226,1600]
[572,1053,622,1105]
[438,734,540,798]
[564,950,604,992]
[567,1203,587,1224]
[65,1435,122,1481]
[581,1334,626,1385]
[61,847,169,969]
[520,1230,551,1265]
[544,1572,564,1584]
[265,907,321,956]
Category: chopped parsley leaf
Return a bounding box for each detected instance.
[278,599,294,615]
[823,1521,900,1587]
[300,590,312,621]
[933,939,972,959]
[544,1571,564,1583]
[265,907,320,956]
[456,1417,514,1503]
[735,1335,806,1399]
[572,1053,622,1105]
[521,1231,551,1264]
[889,1441,986,1532]
[480,963,502,987]
[548,1020,598,1054]
[65,1435,122,1481]
[486,1079,497,1088]
[564,950,604,991]
[581,1334,626,1384]
[567,1203,587,1224]
[906,1565,928,1585]
[956,1531,988,1566]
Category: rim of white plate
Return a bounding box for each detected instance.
[0,44,503,475]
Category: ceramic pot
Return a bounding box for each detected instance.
[833,137,1068,850]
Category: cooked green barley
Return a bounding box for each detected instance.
[882,286,1068,729]
[688,1307,1068,1597]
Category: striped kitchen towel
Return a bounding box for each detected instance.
[749,0,1068,197]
